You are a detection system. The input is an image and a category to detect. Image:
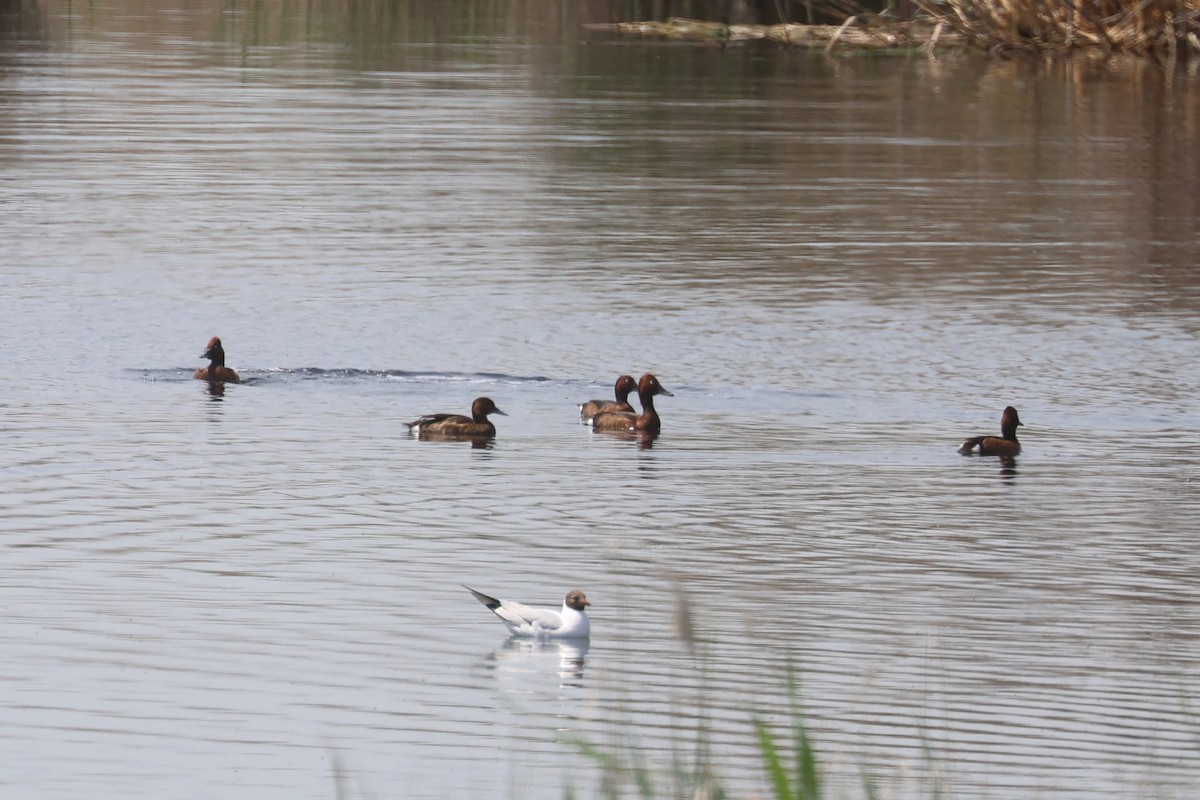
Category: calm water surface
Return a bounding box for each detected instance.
[2,2,1199,798]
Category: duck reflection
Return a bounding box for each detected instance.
[998,456,1018,481]
[598,428,659,451]
[480,637,590,690]
[203,380,226,400]
[411,429,498,448]
[408,431,497,450]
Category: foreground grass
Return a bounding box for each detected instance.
[569,659,945,800]
[752,667,822,800]
[566,585,947,800]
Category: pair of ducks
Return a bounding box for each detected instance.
[578,372,673,434]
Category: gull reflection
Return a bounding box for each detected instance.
[480,637,590,690]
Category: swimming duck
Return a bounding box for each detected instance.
[958,406,1022,457]
[588,373,673,434]
[406,397,506,439]
[579,374,637,420]
[194,337,240,383]
[465,586,591,639]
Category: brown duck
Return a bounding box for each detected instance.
[194,336,240,383]
[958,406,1022,457]
[406,397,507,439]
[578,374,637,420]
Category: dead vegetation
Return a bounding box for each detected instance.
[585,0,1200,56]
[920,0,1200,54]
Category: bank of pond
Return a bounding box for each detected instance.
[587,1,1200,59]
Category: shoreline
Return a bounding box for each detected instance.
[585,13,1200,57]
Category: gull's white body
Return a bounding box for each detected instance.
[465,587,591,639]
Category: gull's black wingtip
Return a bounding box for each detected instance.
[464,585,501,610]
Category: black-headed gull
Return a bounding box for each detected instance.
[465,586,591,639]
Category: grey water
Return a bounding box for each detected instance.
[2,2,1199,798]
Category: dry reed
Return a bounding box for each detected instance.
[586,0,1200,55]
[914,0,1200,54]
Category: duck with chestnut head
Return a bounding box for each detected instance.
[958,406,1022,457]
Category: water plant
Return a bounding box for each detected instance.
[752,664,822,800]
[569,659,840,800]
[568,583,948,800]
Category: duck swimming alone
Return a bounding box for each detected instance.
[465,586,591,639]
[958,406,1022,457]
[579,374,637,420]
[194,336,240,383]
[406,397,506,439]
[588,373,673,434]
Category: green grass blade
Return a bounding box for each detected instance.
[782,659,820,800]
[859,765,881,800]
[754,717,795,800]
[796,723,819,800]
